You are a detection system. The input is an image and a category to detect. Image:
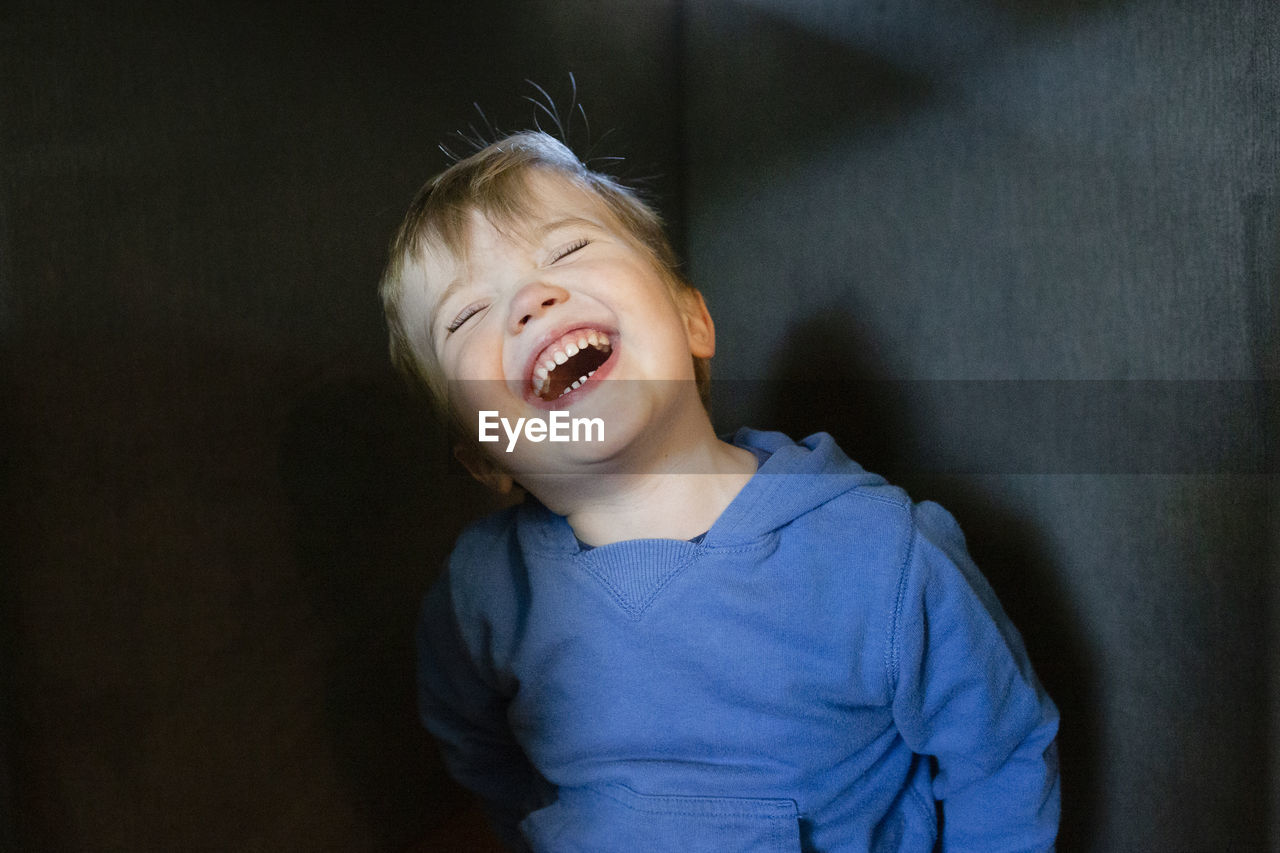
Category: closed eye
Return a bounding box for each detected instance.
[446,303,486,334]
[549,238,589,263]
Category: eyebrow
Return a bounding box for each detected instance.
[537,215,599,236]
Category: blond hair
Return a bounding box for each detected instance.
[379,131,709,416]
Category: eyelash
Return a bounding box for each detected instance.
[446,303,485,334]
[550,238,589,263]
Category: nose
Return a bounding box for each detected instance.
[507,280,569,334]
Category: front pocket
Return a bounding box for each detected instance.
[519,784,802,853]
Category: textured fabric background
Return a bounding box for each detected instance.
[683,2,1276,849]
[1,0,1274,850]
[0,1,680,850]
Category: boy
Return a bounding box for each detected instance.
[381,131,1060,851]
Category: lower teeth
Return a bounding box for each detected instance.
[560,371,595,397]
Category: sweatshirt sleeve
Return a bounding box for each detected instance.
[890,501,1061,851]
[417,564,548,850]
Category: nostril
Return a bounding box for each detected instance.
[512,286,565,331]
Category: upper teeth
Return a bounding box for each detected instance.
[530,329,612,397]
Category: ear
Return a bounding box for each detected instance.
[453,442,516,494]
[679,289,716,359]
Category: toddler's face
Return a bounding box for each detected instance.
[398,172,713,472]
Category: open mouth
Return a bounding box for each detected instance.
[529,328,614,401]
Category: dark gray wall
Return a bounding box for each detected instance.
[685,1,1276,850]
[0,1,679,849]
[1,0,1275,850]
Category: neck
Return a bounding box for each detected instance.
[532,420,757,546]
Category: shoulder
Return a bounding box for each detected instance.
[450,505,522,567]
[794,434,921,555]
[786,430,970,556]
[779,434,977,600]
[808,483,915,556]
[437,505,526,620]
[822,491,971,615]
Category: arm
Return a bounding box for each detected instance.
[890,501,1060,851]
[417,569,549,850]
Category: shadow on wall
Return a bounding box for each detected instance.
[757,309,1100,851]
[276,370,496,848]
[0,373,15,853]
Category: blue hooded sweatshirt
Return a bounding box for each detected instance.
[418,430,1060,852]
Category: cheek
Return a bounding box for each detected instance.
[446,331,501,380]
[443,373,501,433]
[440,335,514,418]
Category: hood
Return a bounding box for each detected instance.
[517,429,888,556]
[708,429,888,543]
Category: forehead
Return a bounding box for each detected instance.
[421,171,612,283]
